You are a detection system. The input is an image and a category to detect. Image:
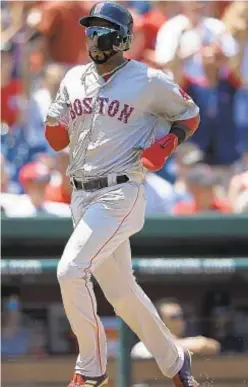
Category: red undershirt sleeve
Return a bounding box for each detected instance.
[45,123,69,151]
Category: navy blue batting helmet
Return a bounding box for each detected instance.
[79,2,133,51]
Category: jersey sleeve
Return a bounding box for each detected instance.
[148,70,199,122]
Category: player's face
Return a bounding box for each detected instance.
[85,18,118,64]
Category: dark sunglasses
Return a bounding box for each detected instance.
[85,26,117,39]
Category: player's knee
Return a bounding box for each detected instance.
[106,282,147,320]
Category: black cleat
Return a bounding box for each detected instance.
[172,351,199,386]
[68,373,108,387]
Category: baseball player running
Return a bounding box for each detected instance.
[45,2,200,387]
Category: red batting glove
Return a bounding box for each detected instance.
[140,133,178,172]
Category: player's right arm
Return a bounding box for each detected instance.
[141,69,200,172]
[45,77,70,151]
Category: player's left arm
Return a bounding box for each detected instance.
[45,77,70,151]
[141,70,200,172]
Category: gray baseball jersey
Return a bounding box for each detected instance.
[54,59,198,379]
[47,60,199,181]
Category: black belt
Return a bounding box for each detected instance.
[71,175,129,191]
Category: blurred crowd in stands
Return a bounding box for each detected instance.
[1,0,248,216]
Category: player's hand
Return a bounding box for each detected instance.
[140,133,178,172]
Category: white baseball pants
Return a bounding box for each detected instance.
[57,181,184,378]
